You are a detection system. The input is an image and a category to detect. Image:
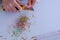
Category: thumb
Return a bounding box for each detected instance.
[31,0,36,7]
[28,0,31,5]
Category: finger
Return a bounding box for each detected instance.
[31,0,36,7]
[5,6,11,12]
[8,5,13,12]
[26,0,32,8]
[13,2,22,12]
[28,0,31,5]
[9,4,17,12]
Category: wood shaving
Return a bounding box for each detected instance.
[16,15,30,29]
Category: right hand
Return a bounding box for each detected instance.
[2,0,22,12]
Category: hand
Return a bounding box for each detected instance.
[27,0,36,8]
[2,0,22,12]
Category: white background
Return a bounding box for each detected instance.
[0,0,60,39]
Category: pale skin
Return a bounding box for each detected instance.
[2,0,36,12]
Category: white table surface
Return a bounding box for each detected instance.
[0,0,60,40]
